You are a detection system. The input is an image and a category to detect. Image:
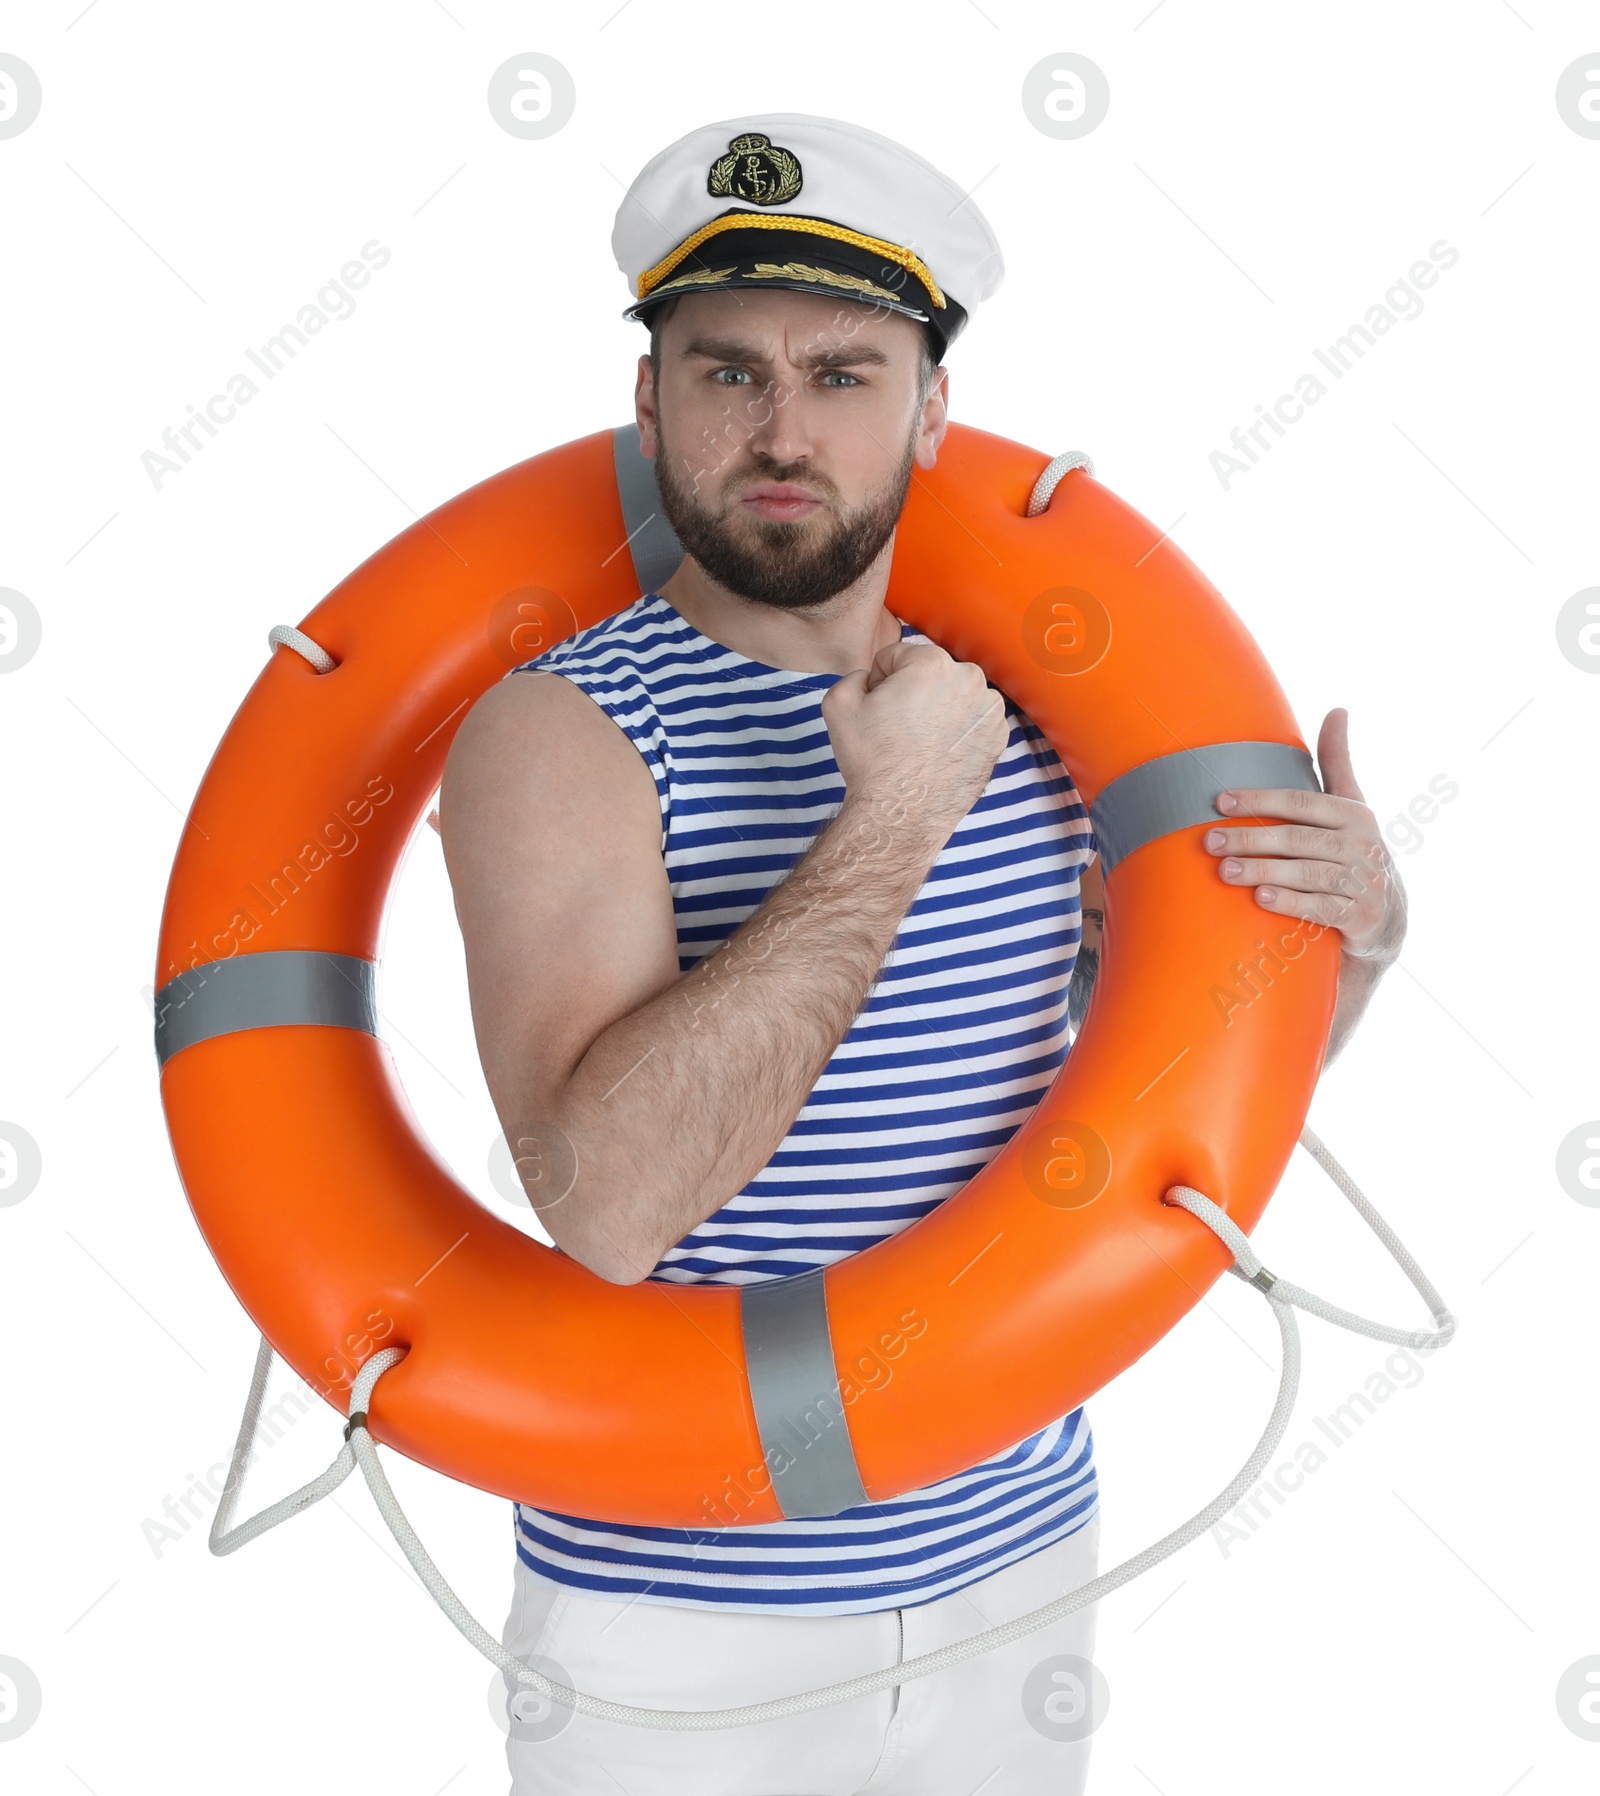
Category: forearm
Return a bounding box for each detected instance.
[547,779,941,1282]
[1066,896,1102,1038]
[1322,948,1394,1068]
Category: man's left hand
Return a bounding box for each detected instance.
[1202,707,1406,965]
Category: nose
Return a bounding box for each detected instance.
[736,365,818,468]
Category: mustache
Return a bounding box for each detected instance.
[727,467,837,503]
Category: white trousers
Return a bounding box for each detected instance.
[500,1513,1103,1795]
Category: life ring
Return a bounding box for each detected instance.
[154,420,1337,1527]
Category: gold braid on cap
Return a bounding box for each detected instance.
[636,212,947,309]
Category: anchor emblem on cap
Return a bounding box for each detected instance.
[706,131,803,206]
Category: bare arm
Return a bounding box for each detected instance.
[1321,940,1399,1068]
[1066,850,1103,1038]
[440,641,1007,1285]
[1063,848,1394,1064]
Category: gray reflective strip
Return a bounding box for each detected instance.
[154,951,377,1067]
[739,1267,869,1520]
[612,423,685,598]
[1089,740,1321,875]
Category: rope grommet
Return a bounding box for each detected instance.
[268,624,338,673]
[1026,450,1095,517]
[343,1409,368,1442]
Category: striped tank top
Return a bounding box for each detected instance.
[510,590,1099,1615]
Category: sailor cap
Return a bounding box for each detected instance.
[611,112,1004,362]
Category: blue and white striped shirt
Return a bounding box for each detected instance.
[510,590,1099,1614]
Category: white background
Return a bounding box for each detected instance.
[2,3,1596,1792]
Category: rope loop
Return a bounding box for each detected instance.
[1026,449,1095,517]
[267,624,338,673]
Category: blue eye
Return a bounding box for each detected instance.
[711,367,752,385]
[821,370,860,387]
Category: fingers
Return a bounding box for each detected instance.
[861,638,974,694]
[1209,748,1399,955]
[1213,787,1379,860]
[1212,853,1380,901]
[823,666,870,708]
[1218,784,1359,828]
[1205,820,1347,858]
[1316,707,1367,804]
[864,640,898,691]
[945,686,1006,757]
[1246,884,1357,927]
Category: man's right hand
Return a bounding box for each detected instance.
[821,638,1010,833]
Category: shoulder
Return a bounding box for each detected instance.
[439,666,671,922]
[441,667,646,819]
[444,597,677,847]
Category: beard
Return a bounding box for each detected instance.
[652,412,919,612]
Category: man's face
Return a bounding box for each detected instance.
[638,287,946,612]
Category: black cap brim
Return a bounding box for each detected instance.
[622,213,966,360]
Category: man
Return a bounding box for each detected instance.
[441,114,1405,1794]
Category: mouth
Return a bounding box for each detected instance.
[736,481,826,522]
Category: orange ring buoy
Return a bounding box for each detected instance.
[154,420,1337,1527]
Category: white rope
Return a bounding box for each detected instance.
[208,1334,364,1556]
[207,1126,1455,1730]
[1027,450,1095,516]
[1291,1125,1457,1349]
[267,624,337,673]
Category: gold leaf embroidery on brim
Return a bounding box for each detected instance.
[650,265,739,293]
[746,261,906,304]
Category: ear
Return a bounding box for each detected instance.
[916,366,948,470]
[635,355,660,460]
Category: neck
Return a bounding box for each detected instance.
[656,546,904,675]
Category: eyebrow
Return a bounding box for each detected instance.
[681,335,891,370]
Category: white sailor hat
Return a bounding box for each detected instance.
[611,113,1004,362]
